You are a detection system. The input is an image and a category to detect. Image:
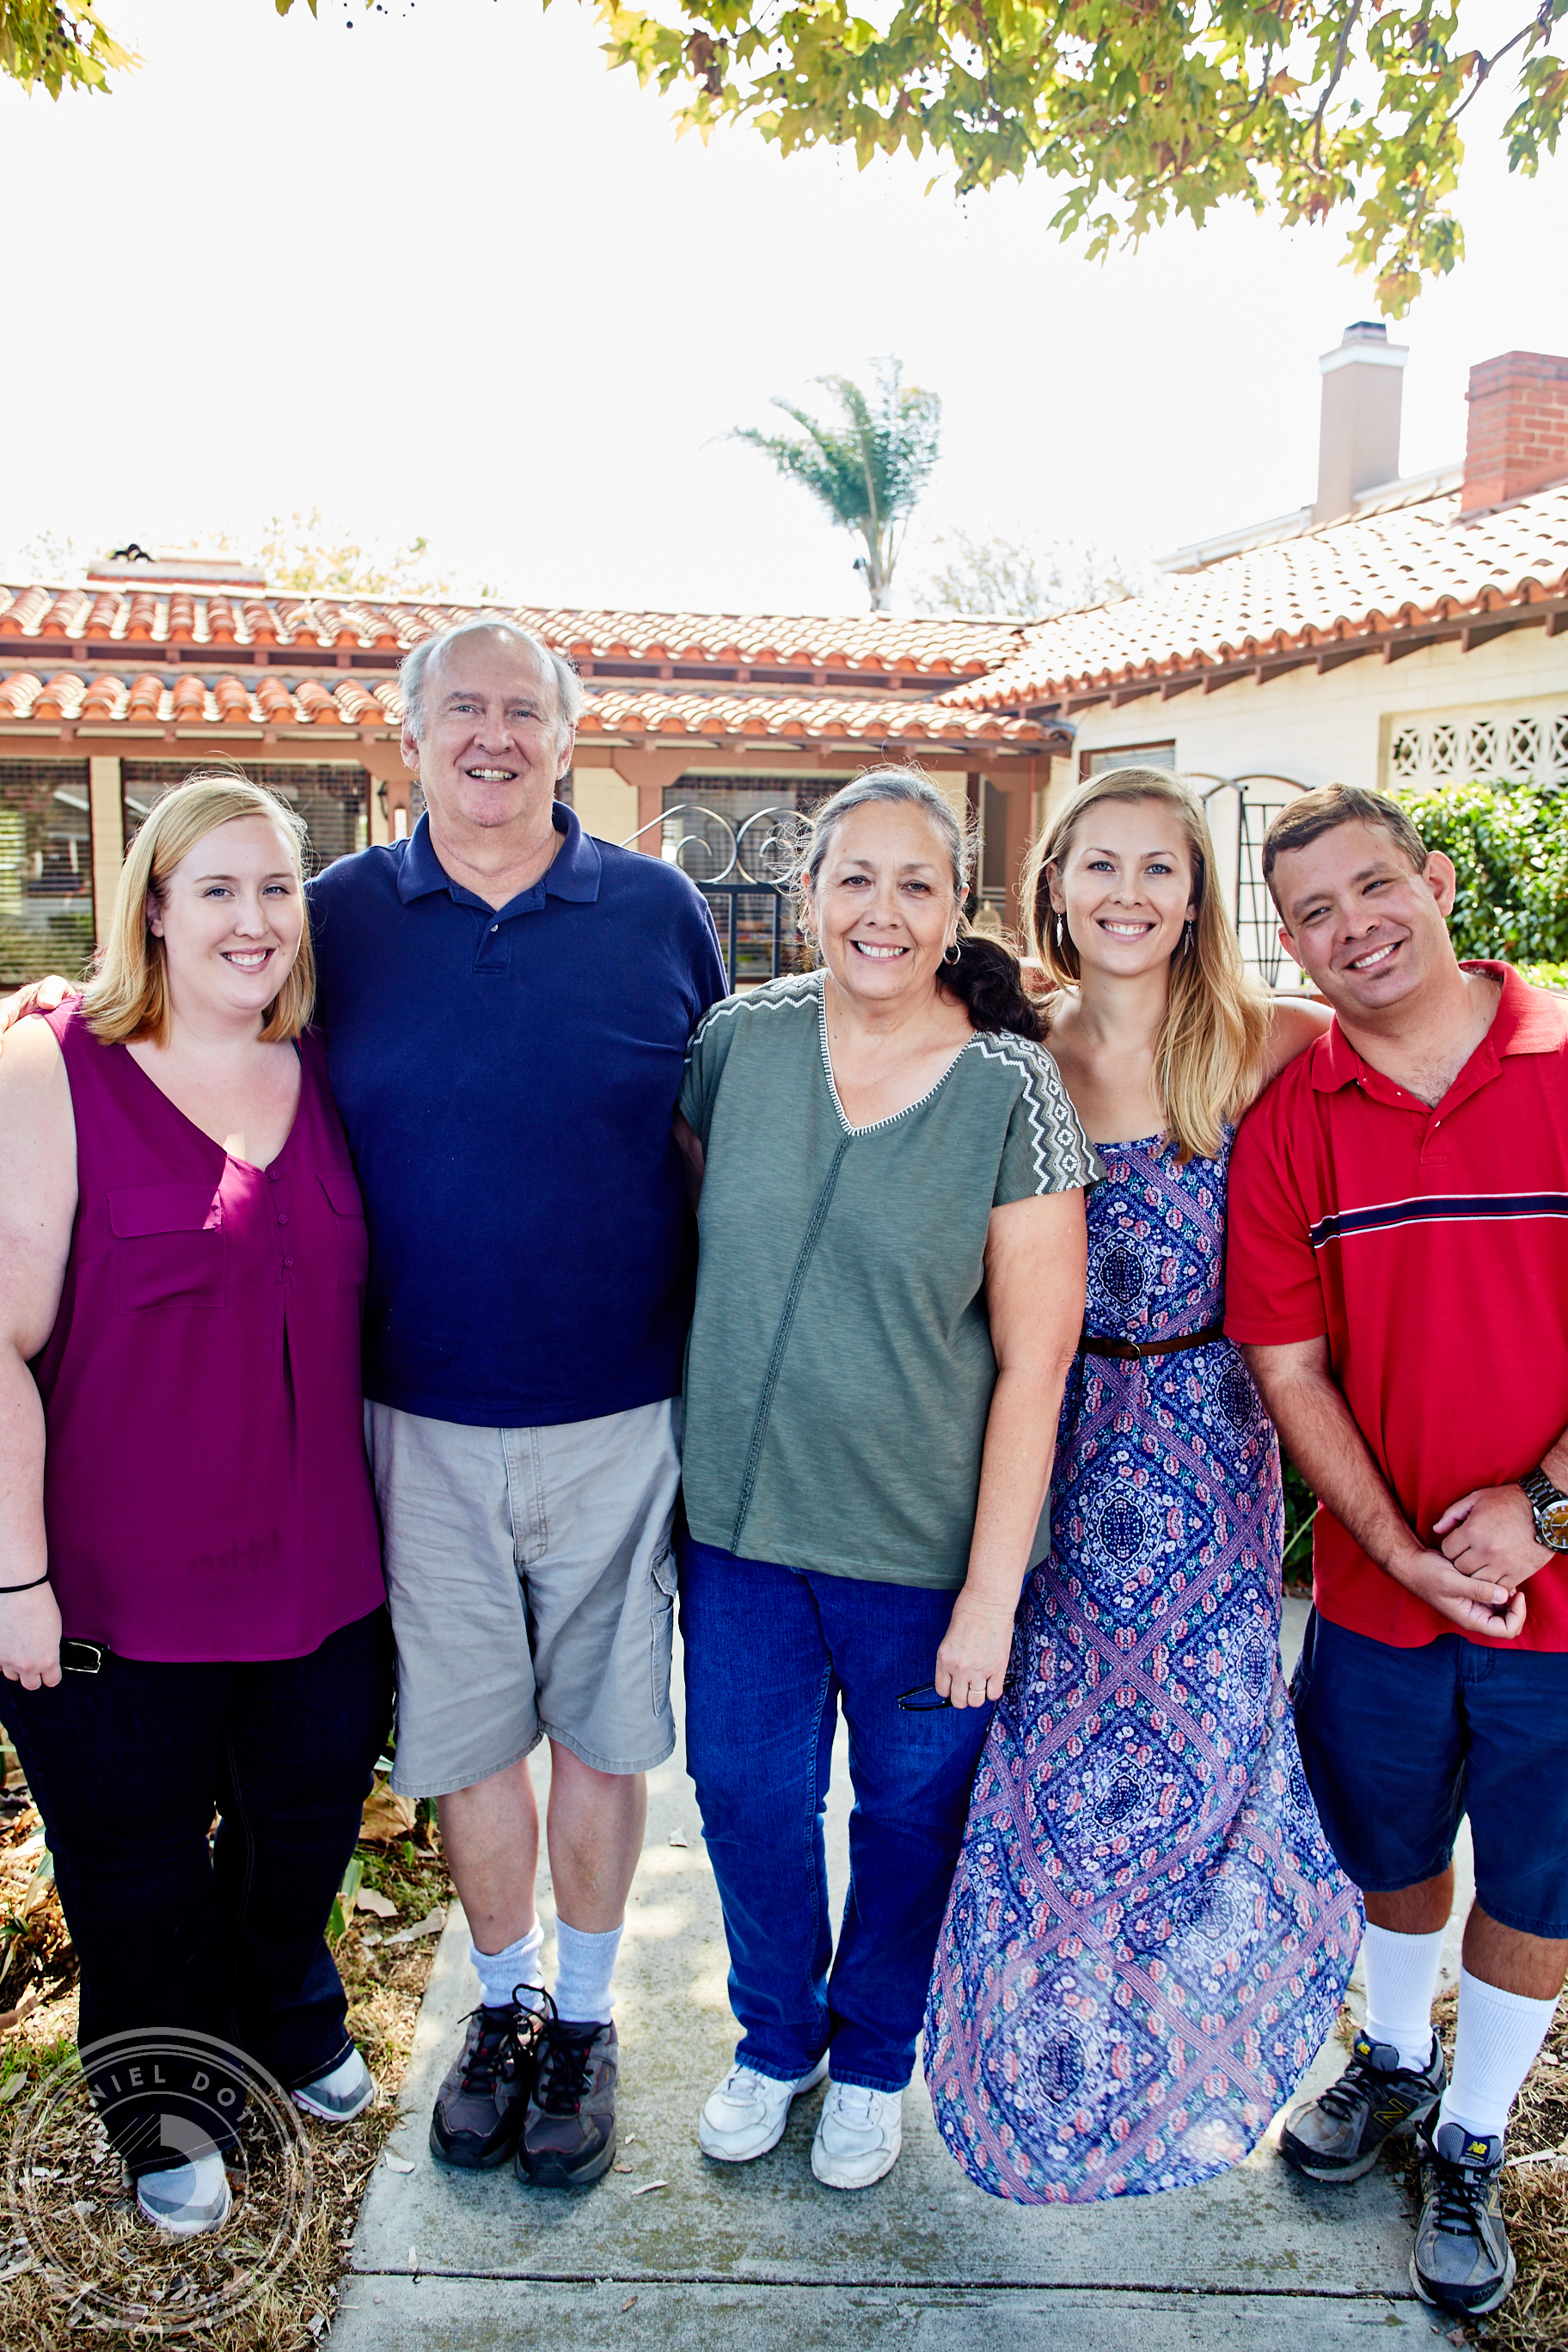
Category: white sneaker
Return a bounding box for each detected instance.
[810,2080,903,2190]
[698,2053,829,2162]
[291,2047,376,2122]
[137,2148,233,2237]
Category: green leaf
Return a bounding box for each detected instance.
[328,1854,364,1943]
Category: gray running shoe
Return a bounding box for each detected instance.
[518,2018,618,2188]
[430,1999,545,2169]
[292,2046,376,2123]
[1411,2120,1516,2317]
[136,2148,232,2238]
[1278,2030,1444,2182]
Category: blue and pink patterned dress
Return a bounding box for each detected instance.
[925,1130,1360,2202]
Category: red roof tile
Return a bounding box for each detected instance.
[0,667,1044,747]
[942,483,1568,710]
[0,668,1053,748]
[0,583,1020,680]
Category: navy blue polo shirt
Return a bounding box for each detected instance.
[309,805,726,1427]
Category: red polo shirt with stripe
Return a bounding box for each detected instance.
[1225,962,1568,1651]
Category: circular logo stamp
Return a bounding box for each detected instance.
[5,2027,313,2335]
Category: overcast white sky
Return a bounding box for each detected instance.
[2,0,1563,614]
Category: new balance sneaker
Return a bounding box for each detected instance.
[518,2018,618,2188]
[1278,2030,1445,2182]
[292,2047,376,2123]
[430,1999,543,2168]
[137,2148,232,2238]
[810,2081,903,2190]
[1411,2120,1516,2317]
[699,2054,830,2162]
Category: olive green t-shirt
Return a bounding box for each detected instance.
[677,970,1099,1589]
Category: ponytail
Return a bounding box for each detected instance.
[940,931,1043,1043]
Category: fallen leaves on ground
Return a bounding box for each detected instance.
[0,1793,453,2352]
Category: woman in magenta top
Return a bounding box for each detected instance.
[0,775,390,2241]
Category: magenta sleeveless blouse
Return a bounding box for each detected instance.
[32,1005,385,1662]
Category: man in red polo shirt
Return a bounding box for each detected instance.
[1227,783,1568,2323]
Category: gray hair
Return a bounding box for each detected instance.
[799,766,974,910]
[399,621,583,743]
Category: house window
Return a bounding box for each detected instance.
[121,763,371,873]
[1387,707,1568,792]
[0,761,93,987]
[1080,742,1177,781]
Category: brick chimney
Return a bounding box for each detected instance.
[1461,352,1568,515]
[1313,322,1408,524]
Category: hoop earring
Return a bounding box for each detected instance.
[943,940,961,965]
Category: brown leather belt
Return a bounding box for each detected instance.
[1079,1323,1226,1360]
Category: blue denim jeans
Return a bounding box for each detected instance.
[1,1606,393,2172]
[681,1537,993,2093]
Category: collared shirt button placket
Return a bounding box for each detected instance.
[269,1166,293,1280]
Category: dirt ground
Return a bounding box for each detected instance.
[0,1765,452,2350]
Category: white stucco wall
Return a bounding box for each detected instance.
[1050,624,1568,811]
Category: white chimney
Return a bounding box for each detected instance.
[1313,322,1408,524]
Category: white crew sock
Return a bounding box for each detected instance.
[552,1919,622,2027]
[469,1920,544,2013]
[1362,1923,1446,2071]
[1439,1968,1559,2143]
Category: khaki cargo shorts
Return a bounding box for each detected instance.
[366,1398,681,1798]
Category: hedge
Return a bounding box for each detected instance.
[1389,780,1568,974]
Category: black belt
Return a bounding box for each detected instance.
[1079,1323,1225,1360]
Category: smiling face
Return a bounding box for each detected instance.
[404,627,573,838]
[804,798,961,1011]
[146,813,304,1029]
[1049,796,1197,977]
[1271,818,1459,1017]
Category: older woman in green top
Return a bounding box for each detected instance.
[673,768,1096,2193]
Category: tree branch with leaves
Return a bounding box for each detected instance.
[736,361,941,609]
[592,0,1568,315]
[0,0,133,96]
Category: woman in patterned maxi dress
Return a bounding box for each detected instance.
[926,768,1362,2203]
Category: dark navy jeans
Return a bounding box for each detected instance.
[681,1538,993,2093]
[1,1605,393,2172]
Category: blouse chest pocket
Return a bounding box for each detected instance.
[108,1185,225,1314]
[319,1170,370,1293]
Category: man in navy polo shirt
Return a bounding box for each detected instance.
[1228,785,1568,2320]
[310,621,726,2189]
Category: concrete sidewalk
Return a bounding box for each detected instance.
[332,1603,1455,2350]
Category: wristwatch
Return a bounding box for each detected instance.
[1521,1465,1568,1552]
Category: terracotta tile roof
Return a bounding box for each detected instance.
[579,685,1042,745]
[0,667,1047,747]
[941,483,1568,710]
[0,585,1019,681]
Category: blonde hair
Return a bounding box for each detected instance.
[85,773,315,1046]
[1023,766,1271,1162]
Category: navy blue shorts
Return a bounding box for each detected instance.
[1292,1610,1568,1939]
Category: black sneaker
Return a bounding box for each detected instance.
[1278,2030,1445,2182]
[430,1995,546,2169]
[517,2017,618,2189]
[1411,2120,1516,2317]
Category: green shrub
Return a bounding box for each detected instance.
[1389,781,1568,966]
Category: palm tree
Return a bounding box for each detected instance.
[735,361,941,611]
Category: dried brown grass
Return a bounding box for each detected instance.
[0,1791,451,2349]
[1404,1989,1568,2352]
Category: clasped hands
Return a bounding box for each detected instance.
[1391,1483,1554,1640]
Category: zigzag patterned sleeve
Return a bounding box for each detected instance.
[984,1037,1102,1203]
